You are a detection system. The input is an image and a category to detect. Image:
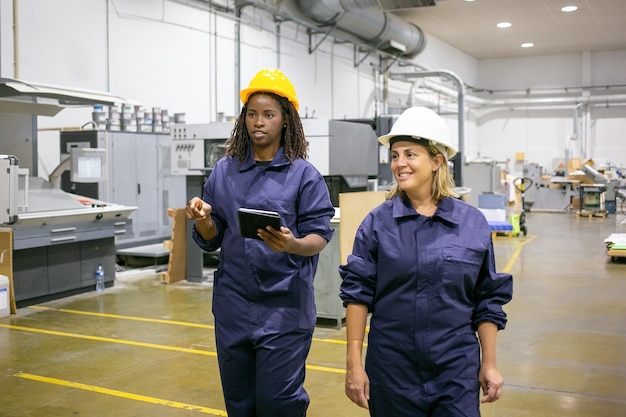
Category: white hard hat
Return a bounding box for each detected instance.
[378,106,457,160]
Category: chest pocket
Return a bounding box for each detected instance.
[441,246,483,301]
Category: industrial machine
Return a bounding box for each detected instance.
[0,155,21,224]
[521,163,579,212]
[170,122,233,176]
[59,129,186,248]
[1,154,136,307]
[303,118,378,205]
[581,164,621,214]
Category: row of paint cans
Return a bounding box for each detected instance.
[92,104,177,133]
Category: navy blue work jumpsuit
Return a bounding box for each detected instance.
[339,196,513,417]
[193,147,335,417]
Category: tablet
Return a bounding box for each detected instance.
[237,208,282,240]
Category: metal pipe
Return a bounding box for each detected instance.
[296,0,426,58]
[415,78,626,108]
[276,20,281,68]
[105,0,110,92]
[569,102,584,169]
[235,5,243,118]
[13,0,18,78]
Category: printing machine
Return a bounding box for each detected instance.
[522,163,579,212]
[0,79,139,307]
[1,155,135,307]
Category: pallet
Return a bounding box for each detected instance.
[576,210,608,219]
[491,231,514,238]
[607,249,626,263]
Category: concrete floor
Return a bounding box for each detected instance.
[1,211,625,417]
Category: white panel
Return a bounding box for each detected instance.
[478,54,583,90]
[20,0,108,88]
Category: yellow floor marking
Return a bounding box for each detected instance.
[28,306,215,329]
[0,324,346,374]
[306,364,346,374]
[0,324,216,356]
[14,372,227,416]
[27,305,349,345]
[502,234,537,273]
[313,337,347,344]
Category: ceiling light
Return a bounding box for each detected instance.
[561,6,578,12]
[521,42,534,48]
[497,22,512,28]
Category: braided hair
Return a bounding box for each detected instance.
[225,92,308,163]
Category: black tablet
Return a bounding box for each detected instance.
[237,208,282,240]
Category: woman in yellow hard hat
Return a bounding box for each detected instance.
[186,68,335,417]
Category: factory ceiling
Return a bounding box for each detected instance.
[386,0,626,59]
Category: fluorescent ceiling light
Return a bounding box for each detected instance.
[497,22,512,28]
[521,42,534,48]
[561,6,578,12]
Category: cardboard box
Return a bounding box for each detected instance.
[568,158,582,173]
[567,173,595,185]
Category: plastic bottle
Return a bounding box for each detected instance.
[95,264,105,293]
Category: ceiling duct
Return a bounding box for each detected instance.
[378,0,437,10]
[296,0,426,58]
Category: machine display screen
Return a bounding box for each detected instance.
[77,156,102,179]
[70,147,107,183]
[204,139,226,169]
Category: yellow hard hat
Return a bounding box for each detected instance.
[240,68,300,111]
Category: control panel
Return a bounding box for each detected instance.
[170,122,234,176]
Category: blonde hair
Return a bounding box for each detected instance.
[386,142,459,201]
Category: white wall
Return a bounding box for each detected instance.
[1,0,625,181]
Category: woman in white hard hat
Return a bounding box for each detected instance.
[186,68,335,417]
[339,106,513,416]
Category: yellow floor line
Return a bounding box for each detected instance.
[28,306,215,329]
[27,305,348,345]
[502,234,537,273]
[306,364,345,374]
[14,372,227,416]
[0,324,216,356]
[0,324,345,374]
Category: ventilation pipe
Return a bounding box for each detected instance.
[416,77,626,109]
[296,0,426,58]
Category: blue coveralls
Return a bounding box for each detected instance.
[193,147,335,417]
[339,196,513,417]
